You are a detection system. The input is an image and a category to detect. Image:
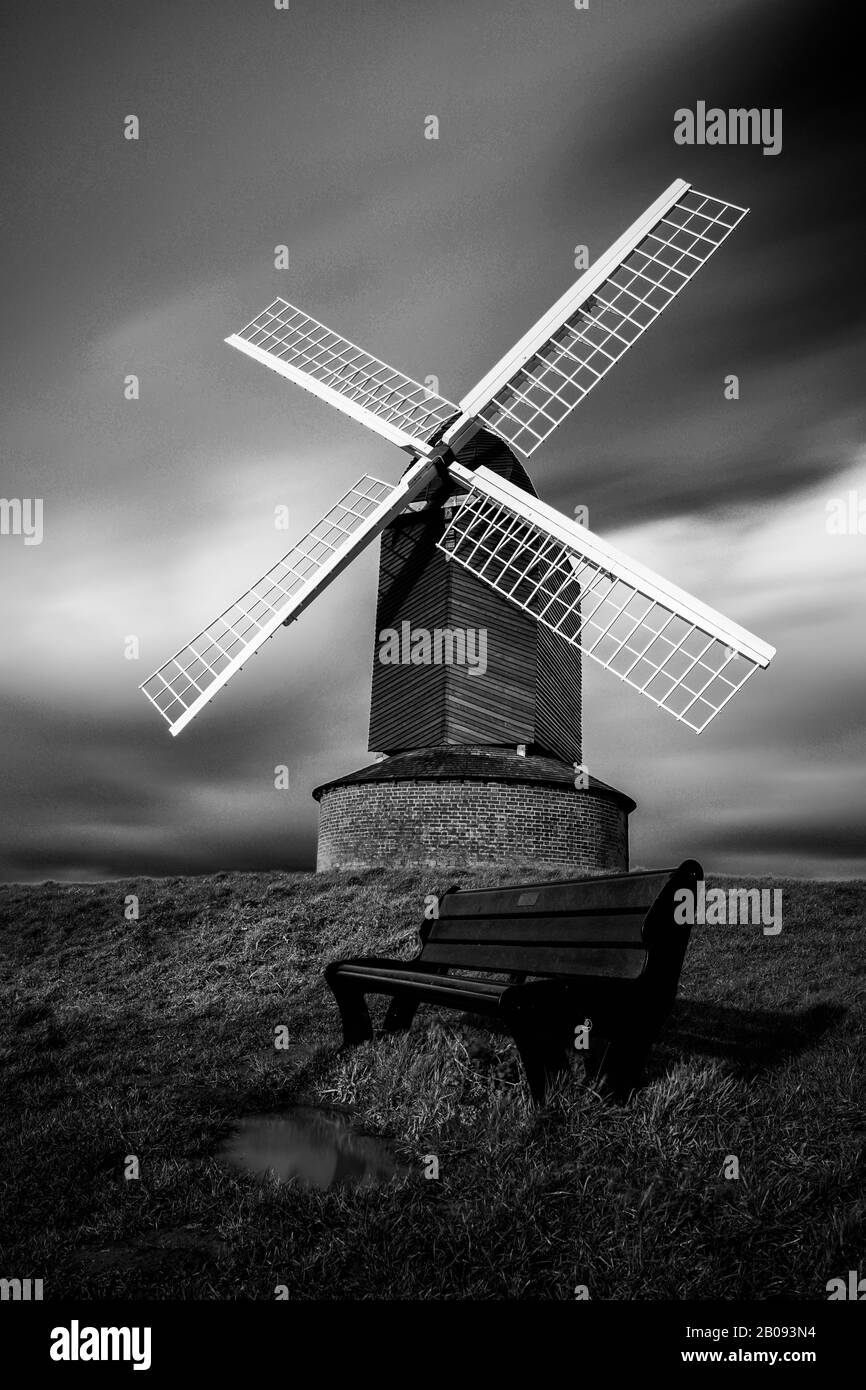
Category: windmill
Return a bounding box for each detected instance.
[141,178,775,872]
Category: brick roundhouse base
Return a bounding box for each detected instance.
[313,747,635,873]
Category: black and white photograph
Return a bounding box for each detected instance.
[1,0,863,1361]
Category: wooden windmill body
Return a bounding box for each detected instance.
[368,429,581,764]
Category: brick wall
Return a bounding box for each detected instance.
[316,779,629,872]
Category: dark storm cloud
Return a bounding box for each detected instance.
[526,0,866,527]
[0,692,323,878]
[710,822,866,863]
[0,0,863,881]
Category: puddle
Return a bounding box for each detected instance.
[219,1107,402,1190]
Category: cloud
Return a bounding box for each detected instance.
[0,0,863,881]
[584,461,866,878]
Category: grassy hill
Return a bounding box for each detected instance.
[0,867,863,1300]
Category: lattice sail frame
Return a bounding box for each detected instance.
[142,179,774,737]
[440,465,774,733]
[226,299,457,456]
[454,180,748,459]
[140,461,437,736]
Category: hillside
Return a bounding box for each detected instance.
[0,868,863,1300]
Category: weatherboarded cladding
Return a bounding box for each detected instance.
[369,516,449,750]
[367,428,581,761]
[444,559,537,745]
[368,513,581,761]
[536,624,582,765]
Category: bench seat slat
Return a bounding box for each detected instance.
[331,964,509,1011]
[420,941,647,979]
[332,961,505,996]
[428,913,648,946]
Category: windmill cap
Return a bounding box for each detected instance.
[312,746,636,812]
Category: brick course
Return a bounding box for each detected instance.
[316,778,629,872]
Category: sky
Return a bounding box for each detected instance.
[0,0,863,882]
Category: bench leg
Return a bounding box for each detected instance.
[382,994,422,1034]
[583,1032,651,1101]
[327,980,374,1047]
[506,1014,572,1105]
[383,966,451,1034]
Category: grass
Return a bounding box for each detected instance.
[0,867,863,1300]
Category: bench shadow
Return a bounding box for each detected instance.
[655,998,846,1078]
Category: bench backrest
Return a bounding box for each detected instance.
[418,860,703,983]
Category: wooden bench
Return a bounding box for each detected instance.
[324,859,702,1103]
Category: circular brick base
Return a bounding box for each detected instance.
[313,748,634,873]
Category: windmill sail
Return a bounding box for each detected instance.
[455,181,748,459]
[141,460,438,735]
[227,299,457,455]
[141,177,770,740]
[440,464,774,733]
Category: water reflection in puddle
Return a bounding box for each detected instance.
[219,1107,402,1190]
